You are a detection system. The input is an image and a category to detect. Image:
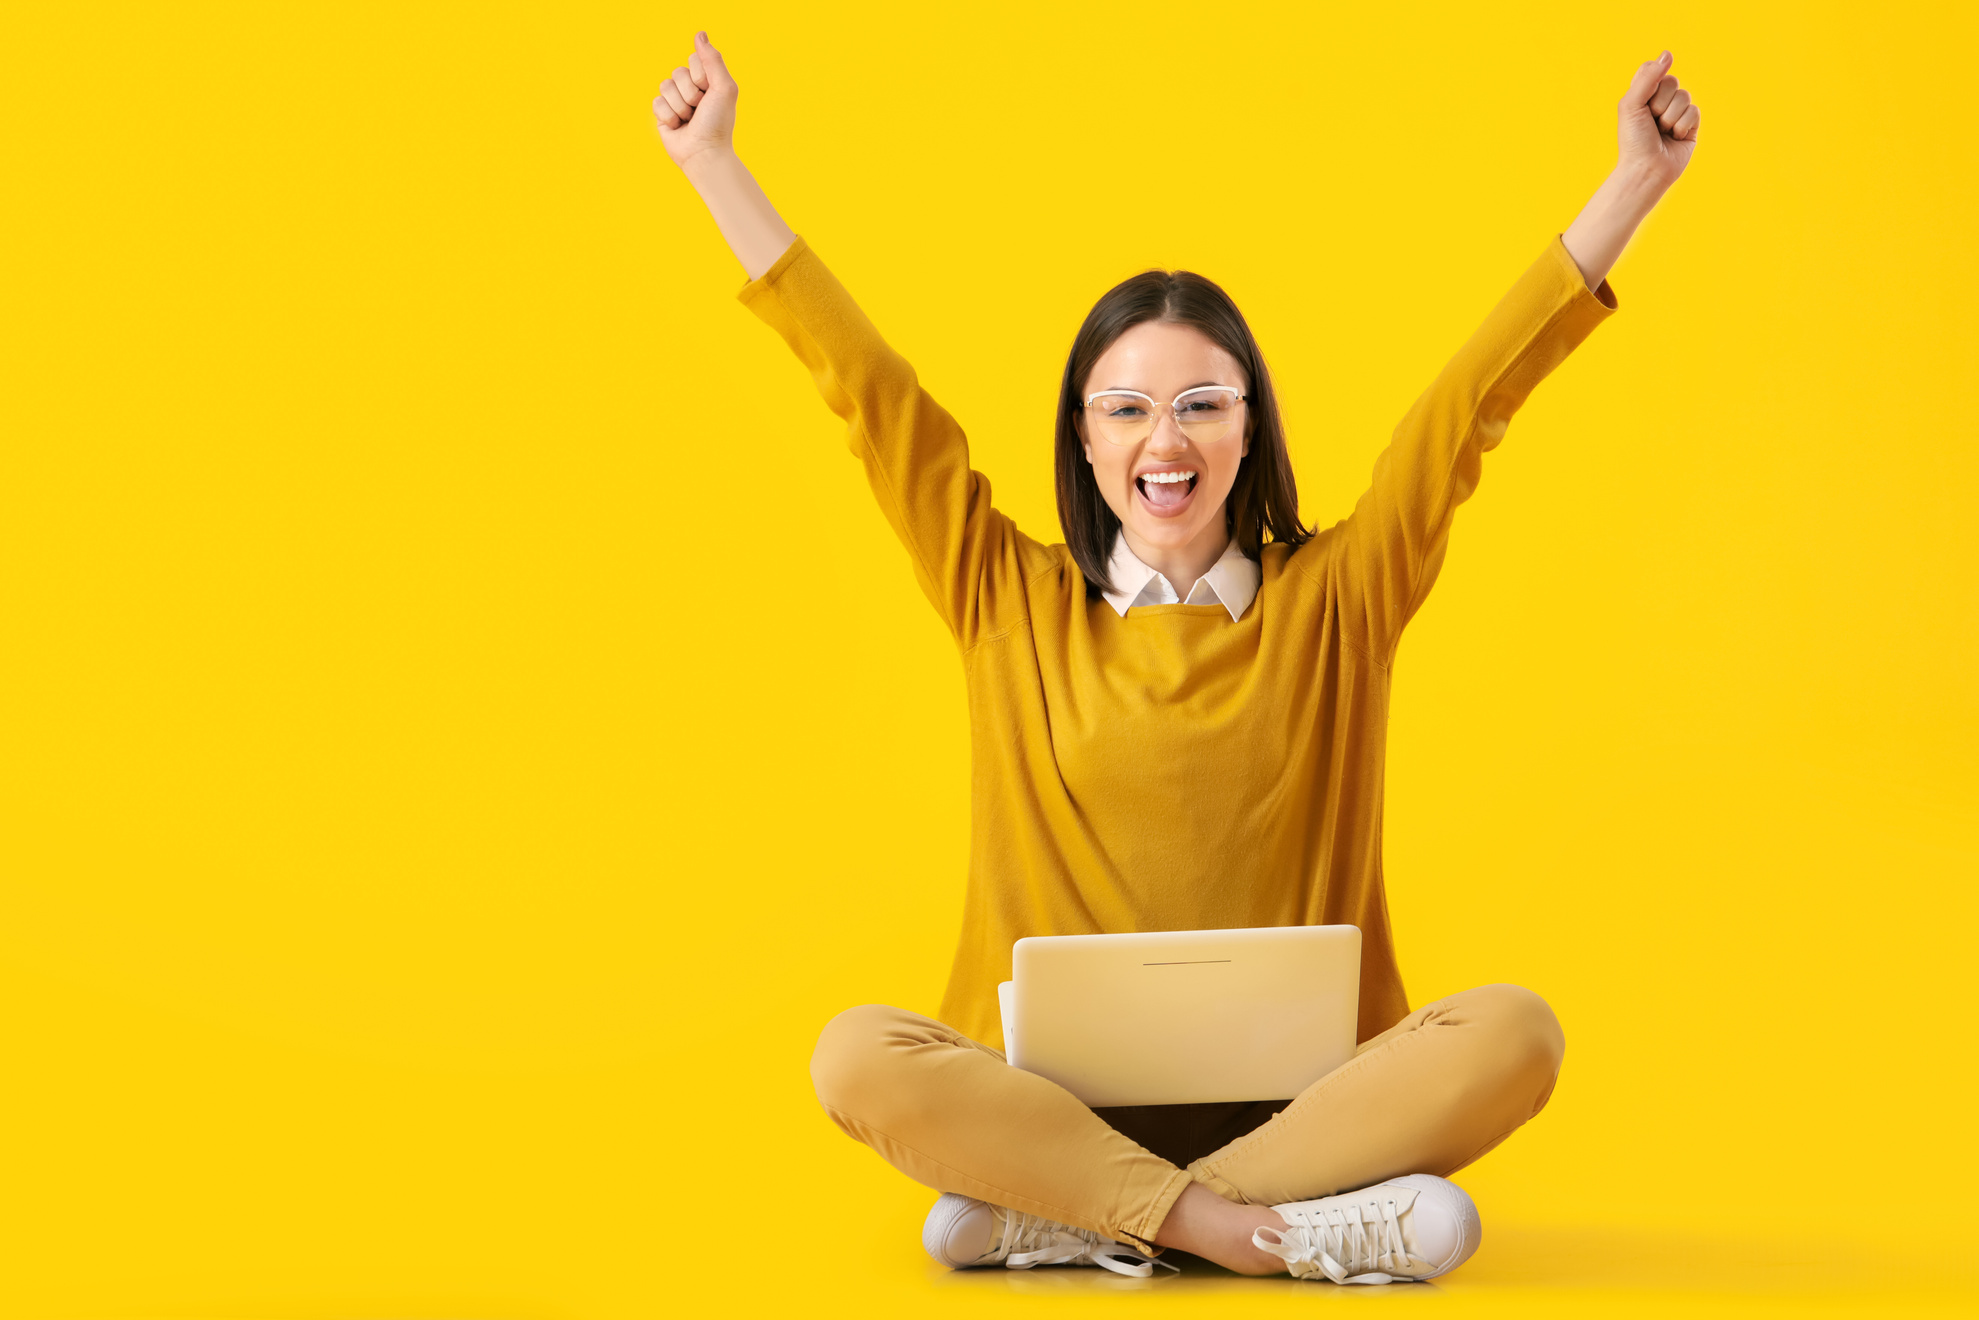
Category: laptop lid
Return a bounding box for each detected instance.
[1003,925,1361,1108]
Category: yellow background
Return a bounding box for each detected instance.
[4,1,1976,1316]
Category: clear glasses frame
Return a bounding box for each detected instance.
[1081,385,1248,446]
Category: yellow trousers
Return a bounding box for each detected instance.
[810,984,1565,1252]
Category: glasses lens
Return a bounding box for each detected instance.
[1088,393,1155,446]
[1175,388,1243,441]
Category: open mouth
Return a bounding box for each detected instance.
[1136,469,1199,516]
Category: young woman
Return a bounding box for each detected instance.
[655,34,1700,1284]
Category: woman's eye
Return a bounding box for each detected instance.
[1109,406,1147,418]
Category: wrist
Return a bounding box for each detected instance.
[680,144,741,186]
[1606,162,1671,212]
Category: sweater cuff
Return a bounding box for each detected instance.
[736,234,811,307]
[1547,232,1620,313]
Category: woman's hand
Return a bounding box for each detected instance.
[1560,51,1704,290]
[1617,51,1702,189]
[654,32,737,168]
[651,32,795,281]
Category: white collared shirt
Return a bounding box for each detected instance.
[1098,534,1261,622]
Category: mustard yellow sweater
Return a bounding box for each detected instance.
[742,237,1615,1047]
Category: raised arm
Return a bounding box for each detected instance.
[1562,51,1702,289]
[652,34,1032,645]
[653,32,795,279]
[1325,54,1702,659]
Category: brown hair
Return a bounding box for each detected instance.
[1054,269,1311,594]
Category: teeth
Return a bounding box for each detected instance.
[1140,471,1197,484]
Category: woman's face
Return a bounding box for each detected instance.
[1079,320,1250,562]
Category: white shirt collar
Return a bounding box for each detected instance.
[1099,533,1260,622]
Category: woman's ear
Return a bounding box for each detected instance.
[1077,413,1094,465]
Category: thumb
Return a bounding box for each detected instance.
[1622,50,1672,109]
[696,31,736,92]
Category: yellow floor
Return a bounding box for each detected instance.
[733,1219,1977,1320]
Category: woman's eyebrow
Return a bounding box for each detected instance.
[1096,382,1234,393]
[1091,381,1240,395]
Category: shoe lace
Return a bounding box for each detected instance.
[1001,1211,1178,1279]
[1252,1195,1414,1284]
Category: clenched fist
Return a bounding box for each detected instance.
[1619,51,1702,186]
[654,31,737,168]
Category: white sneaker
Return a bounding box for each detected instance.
[923,1192,1176,1278]
[1252,1174,1481,1284]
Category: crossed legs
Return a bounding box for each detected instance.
[809,983,1565,1258]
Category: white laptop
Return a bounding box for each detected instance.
[998,925,1361,1108]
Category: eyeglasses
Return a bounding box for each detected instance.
[1082,386,1247,447]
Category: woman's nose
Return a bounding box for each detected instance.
[1146,410,1188,453]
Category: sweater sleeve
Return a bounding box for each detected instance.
[1321,236,1617,661]
[739,237,1027,645]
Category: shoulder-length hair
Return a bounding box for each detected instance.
[1054,269,1311,594]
